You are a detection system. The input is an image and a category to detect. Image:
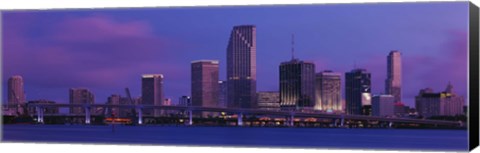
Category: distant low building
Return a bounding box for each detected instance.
[372,94,394,117]
[178,96,192,107]
[415,83,465,118]
[394,102,407,117]
[257,91,280,111]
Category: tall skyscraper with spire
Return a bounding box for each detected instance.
[385,50,402,103]
[279,34,316,111]
[226,25,257,108]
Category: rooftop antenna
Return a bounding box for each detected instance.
[291,33,295,60]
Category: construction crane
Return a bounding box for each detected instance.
[125,87,138,124]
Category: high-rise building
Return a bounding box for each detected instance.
[345,69,371,115]
[372,94,394,117]
[141,74,164,117]
[69,88,95,115]
[227,25,257,109]
[178,96,192,106]
[107,94,121,116]
[191,60,219,108]
[385,50,402,103]
[315,70,342,113]
[257,91,280,111]
[218,81,228,108]
[415,83,465,118]
[279,59,316,111]
[7,75,26,114]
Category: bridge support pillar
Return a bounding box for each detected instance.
[289,114,294,127]
[36,106,44,124]
[340,115,345,127]
[237,112,243,126]
[137,108,143,125]
[85,106,91,124]
[188,110,193,126]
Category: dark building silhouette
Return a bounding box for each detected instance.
[218,81,228,108]
[345,69,371,115]
[226,25,257,109]
[141,74,164,117]
[279,59,316,111]
[178,96,192,107]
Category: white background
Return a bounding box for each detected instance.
[0,0,479,153]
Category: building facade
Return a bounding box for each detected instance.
[178,96,192,106]
[141,74,164,117]
[415,83,465,118]
[279,59,316,111]
[7,75,27,115]
[227,25,257,109]
[315,70,342,113]
[385,50,402,103]
[69,88,95,115]
[191,60,219,108]
[107,94,121,116]
[218,81,228,108]
[345,69,371,115]
[372,94,394,117]
[257,91,280,111]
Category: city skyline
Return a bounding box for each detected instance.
[2,2,469,107]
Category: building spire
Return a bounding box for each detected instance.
[291,33,295,60]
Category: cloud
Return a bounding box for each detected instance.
[3,14,171,91]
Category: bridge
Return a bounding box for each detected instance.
[3,103,463,128]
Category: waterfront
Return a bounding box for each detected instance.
[1,125,468,151]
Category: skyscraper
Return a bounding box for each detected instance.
[315,70,342,113]
[345,69,371,115]
[227,25,257,109]
[279,59,316,111]
[385,50,402,103]
[141,74,164,117]
[7,75,26,114]
[69,88,95,115]
[191,60,219,108]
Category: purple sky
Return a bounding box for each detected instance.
[2,2,469,107]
